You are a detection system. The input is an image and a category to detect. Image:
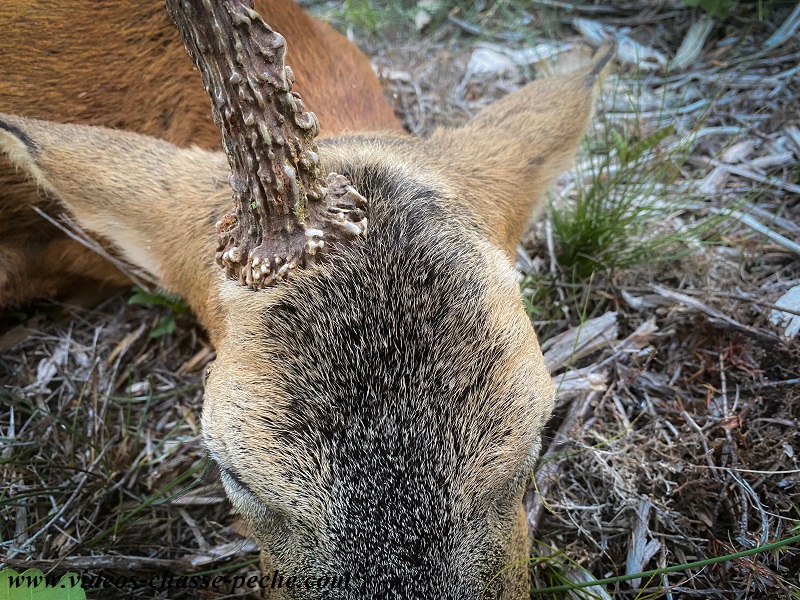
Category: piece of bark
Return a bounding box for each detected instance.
[166,0,368,289]
[541,311,619,372]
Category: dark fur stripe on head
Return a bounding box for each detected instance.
[250,163,532,597]
[0,118,38,158]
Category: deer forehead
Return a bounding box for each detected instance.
[202,174,554,525]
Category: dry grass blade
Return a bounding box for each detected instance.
[650,285,781,344]
[672,16,714,69]
[765,3,800,49]
[31,207,157,290]
[711,207,800,257]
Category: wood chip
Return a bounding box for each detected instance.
[542,311,619,372]
[626,499,661,587]
[673,15,714,69]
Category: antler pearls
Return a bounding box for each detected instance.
[216,174,368,289]
[166,0,369,291]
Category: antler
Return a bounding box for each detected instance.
[165,0,368,289]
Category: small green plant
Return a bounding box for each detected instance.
[683,0,738,19]
[321,0,551,44]
[0,568,86,600]
[333,0,412,36]
[610,124,675,167]
[548,86,730,281]
[530,531,800,595]
[549,121,680,279]
[342,0,381,33]
[127,285,190,338]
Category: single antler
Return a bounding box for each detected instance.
[165,0,368,289]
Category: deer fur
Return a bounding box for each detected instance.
[0,0,400,311]
[0,0,613,596]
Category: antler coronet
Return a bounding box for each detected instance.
[168,0,369,291]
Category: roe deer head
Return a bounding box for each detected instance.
[0,0,613,596]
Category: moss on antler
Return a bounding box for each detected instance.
[166,0,367,289]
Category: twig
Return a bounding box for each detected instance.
[4,548,254,573]
[707,159,800,195]
[709,207,800,258]
[526,390,604,533]
[31,207,156,289]
[650,285,780,344]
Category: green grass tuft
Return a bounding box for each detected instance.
[548,90,730,280]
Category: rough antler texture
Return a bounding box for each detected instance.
[166,0,367,288]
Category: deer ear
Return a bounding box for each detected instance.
[0,114,229,273]
[0,114,231,329]
[427,42,614,259]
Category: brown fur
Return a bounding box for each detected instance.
[0,0,401,311]
[0,2,614,594]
